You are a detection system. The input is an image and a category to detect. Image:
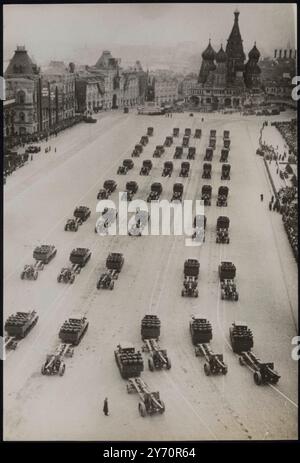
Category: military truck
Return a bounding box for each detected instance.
[194,128,202,138]
[218,261,236,281]
[171,183,184,202]
[106,252,124,273]
[184,128,191,137]
[220,148,229,162]
[115,344,144,379]
[153,145,164,158]
[103,179,117,193]
[73,206,91,223]
[221,164,231,180]
[59,317,89,346]
[173,127,180,137]
[216,216,230,244]
[69,248,91,267]
[216,186,229,206]
[132,144,143,157]
[126,181,138,201]
[141,315,161,340]
[202,163,212,179]
[190,316,213,345]
[230,322,253,353]
[147,183,163,202]
[162,161,173,177]
[33,245,57,264]
[182,136,189,147]
[187,146,196,159]
[204,148,213,161]
[201,185,212,206]
[173,146,183,159]
[140,159,153,176]
[179,161,190,177]
[164,136,173,147]
[140,135,149,146]
[123,159,134,170]
[5,310,38,349]
[182,259,199,297]
[147,127,154,136]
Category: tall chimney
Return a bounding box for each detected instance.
[289,49,292,59]
[274,49,277,58]
[279,49,282,58]
[284,49,287,59]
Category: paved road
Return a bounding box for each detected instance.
[4,110,298,440]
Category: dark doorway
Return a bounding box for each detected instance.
[112,94,118,109]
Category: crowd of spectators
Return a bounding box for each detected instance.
[278,186,298,262]
[273,119,297,159]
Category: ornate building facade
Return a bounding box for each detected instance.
[183,10,264,110]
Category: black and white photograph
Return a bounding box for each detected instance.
[2,2,298,443]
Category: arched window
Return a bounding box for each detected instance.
[19,112,25,122]
[17,90,26,104]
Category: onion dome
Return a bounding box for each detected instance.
[216,45,227,63]
[249,43,260,61]
[202,40,216,61]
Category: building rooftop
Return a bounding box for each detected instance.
[5,45,40,77]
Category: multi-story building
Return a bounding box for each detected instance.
[77,51,146,111]
[5,45,40,135]
[154,77,179,105]
[3,95,16,149]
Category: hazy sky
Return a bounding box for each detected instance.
[3,3,297,65]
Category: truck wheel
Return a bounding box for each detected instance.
[254,371,262,385]
[195,290,199,298]
[239,356,245,366]
[41,365,46,375]
[110,282,114,290]
[222,365,228,375]
[139,402,147,417]
[70,275,75,284]
[159,400,165,414]
[235,293,239,301]
[148,358,154,371]
[34,271,38,280]
[64,225,68,231]
[166,358,171,370]
[57,276,61,283]
[21,272,25,280]
[204,363,211,376]
[221,291,225,300]
[59,363,65,376]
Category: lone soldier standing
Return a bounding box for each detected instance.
[103,397,109,416]
[260,193,264,202]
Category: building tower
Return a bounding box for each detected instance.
[214,45,227,87]
[225,10,246,84]
[198,39,216,84]
[244,42,261,89]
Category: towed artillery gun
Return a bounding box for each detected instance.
[173,127,180,137]
[147,182,163,202]
[41,343,74,377]
[164,136,173,147]
[65,206,91,231]
[132,143,143,157]
[153,145,164,158]
[220,148,229,163]
[141,315,161,341]
[97,253,124,289]
[142,338,171,371]
[182,259,199,297]
[187,146,196,159]
[221,163,231,180]
[216,186,229,206]
[190,316,213,345]
[162,161,173,177]
[126,377,165,417]
[140,159,153,176]
[58,248,91,283]
[128,209,150,236]
[171,182,184,202]
[179,161,190,177]
[202,162,212,179]
[238,350,280,385]
[201,185,212,206]
[21,245,57,280]
[195,343,228,376]
[204,147,213,161]
[216,216,230,244]
[147,127,154,136]
[5,310,38,350]
[174,146,183,159]
[194,128,202,138]
[115,343,144,379]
